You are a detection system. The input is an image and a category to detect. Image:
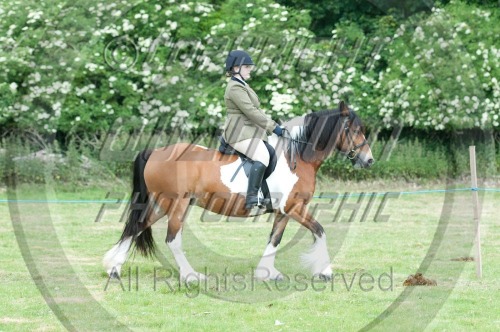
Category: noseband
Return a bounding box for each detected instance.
[342,117,367,160]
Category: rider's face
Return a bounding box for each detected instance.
[235,65,254,80]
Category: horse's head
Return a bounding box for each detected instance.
[337,101,374,168]
[286,101,374,168]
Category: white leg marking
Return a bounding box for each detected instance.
[301,234,332,277]
[168,232,207,283]
[103,236,132,276]
[255,243,283,280]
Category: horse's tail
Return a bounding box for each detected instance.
[120,149,156,257]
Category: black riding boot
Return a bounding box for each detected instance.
[245,161,270,210]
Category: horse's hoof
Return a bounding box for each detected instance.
[254,267,284,281]
[271,273,284,281]
[318,273,332,281]
[182,272,207,284]
[196,273,207,281]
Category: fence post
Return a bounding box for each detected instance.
[469,146,482,278]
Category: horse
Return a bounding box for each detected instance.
[103,101,374,282]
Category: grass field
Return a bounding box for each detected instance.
[1,180,499,331]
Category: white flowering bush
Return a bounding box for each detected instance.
[0,0,498,139]
[373,2,500,129]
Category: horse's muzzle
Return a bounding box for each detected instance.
[353,157,375,169]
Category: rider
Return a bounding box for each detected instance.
[222,50,284,211]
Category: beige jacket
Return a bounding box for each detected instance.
[222,78,277,144]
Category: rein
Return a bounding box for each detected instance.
[281,129,311,171]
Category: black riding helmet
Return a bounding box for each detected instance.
[225,50,254,75]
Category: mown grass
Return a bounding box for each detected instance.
[1,180,499,331]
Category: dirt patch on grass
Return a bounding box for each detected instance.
[450,256,474,262]
[403,273,437,286]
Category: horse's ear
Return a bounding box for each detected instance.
[339,100,349,117]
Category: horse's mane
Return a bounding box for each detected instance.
[287,109,363,162]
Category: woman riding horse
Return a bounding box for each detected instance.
[103,51,375,282]
[222,50,284,211]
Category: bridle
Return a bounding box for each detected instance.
[341,117,368,160]
[280,116,368,170]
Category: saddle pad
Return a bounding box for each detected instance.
[219,136,277,180]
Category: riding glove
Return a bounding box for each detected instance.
[273,126,284,136]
